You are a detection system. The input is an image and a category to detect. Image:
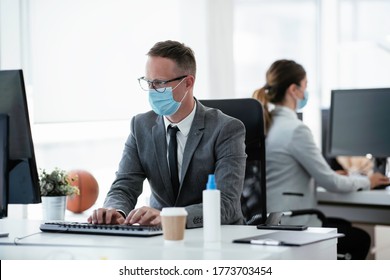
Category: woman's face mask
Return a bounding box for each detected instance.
[296,89,309,110]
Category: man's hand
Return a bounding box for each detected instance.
[125,206,161,226]
[87,208,125,224]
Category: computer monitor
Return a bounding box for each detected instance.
[321,109,343,171]
[328,88,390,175]
[0,70,41,218]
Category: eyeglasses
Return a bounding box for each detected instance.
[138,75,187,93]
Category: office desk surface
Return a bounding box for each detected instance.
[317,188,390,225]
[0,219,337,260]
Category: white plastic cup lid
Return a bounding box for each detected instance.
[160,207,188,217]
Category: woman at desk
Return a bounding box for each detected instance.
[253,59,390,226]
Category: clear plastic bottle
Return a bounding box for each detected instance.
[202,174,221,242]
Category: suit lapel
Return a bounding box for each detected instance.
[152,116,176,203]
[152,101,206,204]
[180,102,205,186]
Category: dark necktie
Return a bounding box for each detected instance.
[168,125,180,199]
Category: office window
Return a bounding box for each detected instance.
[233,0,320,142]
[233,0,318,98]
[338,0,390,88]
[320,0,390,107]
[233,0,390,144]
[29,0,181,123]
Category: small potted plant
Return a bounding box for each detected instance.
[40,168,79,220]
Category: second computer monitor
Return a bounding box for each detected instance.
[328,88,390,174]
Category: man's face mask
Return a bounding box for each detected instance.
[148,77,188,116]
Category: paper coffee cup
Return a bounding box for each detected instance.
[160,207,188,241]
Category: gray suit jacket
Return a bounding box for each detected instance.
[104,99,246,228]
[266,106,369,226]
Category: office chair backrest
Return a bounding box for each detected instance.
[199,98,267,224]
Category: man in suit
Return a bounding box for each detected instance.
[88,40,246,228]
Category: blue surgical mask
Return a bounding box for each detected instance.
[296,90,309,110]
[148,79,188,116]
[149,88,180,116]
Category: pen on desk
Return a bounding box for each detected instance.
[250,239,281,246]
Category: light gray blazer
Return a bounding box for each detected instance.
[266,106,369,226]
[104,99,246,228]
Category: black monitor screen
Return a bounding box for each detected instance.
[0,70,41,205]
[328,88,390,158]
[321,109,343,171]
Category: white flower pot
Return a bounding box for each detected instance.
[41,196,67,221]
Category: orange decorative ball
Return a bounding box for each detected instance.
[66,169,99,213]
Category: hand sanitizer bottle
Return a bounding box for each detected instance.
[203,174,221,242]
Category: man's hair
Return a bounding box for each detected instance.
[147,40,196,77]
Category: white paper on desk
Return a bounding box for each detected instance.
[233,231,344,246]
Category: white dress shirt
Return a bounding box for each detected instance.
[164,102,197,184]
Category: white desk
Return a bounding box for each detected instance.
[317,189,390,225]
[0,219,337,260]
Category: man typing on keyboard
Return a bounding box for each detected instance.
[87,40,246,228]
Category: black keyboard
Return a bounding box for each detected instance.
[373,184,390,190]
[40,222,163,237]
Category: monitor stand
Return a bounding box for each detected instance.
[0,114,8,219]
[0,115,9,239]
[8,159,40,204]
[373,158,390,190]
